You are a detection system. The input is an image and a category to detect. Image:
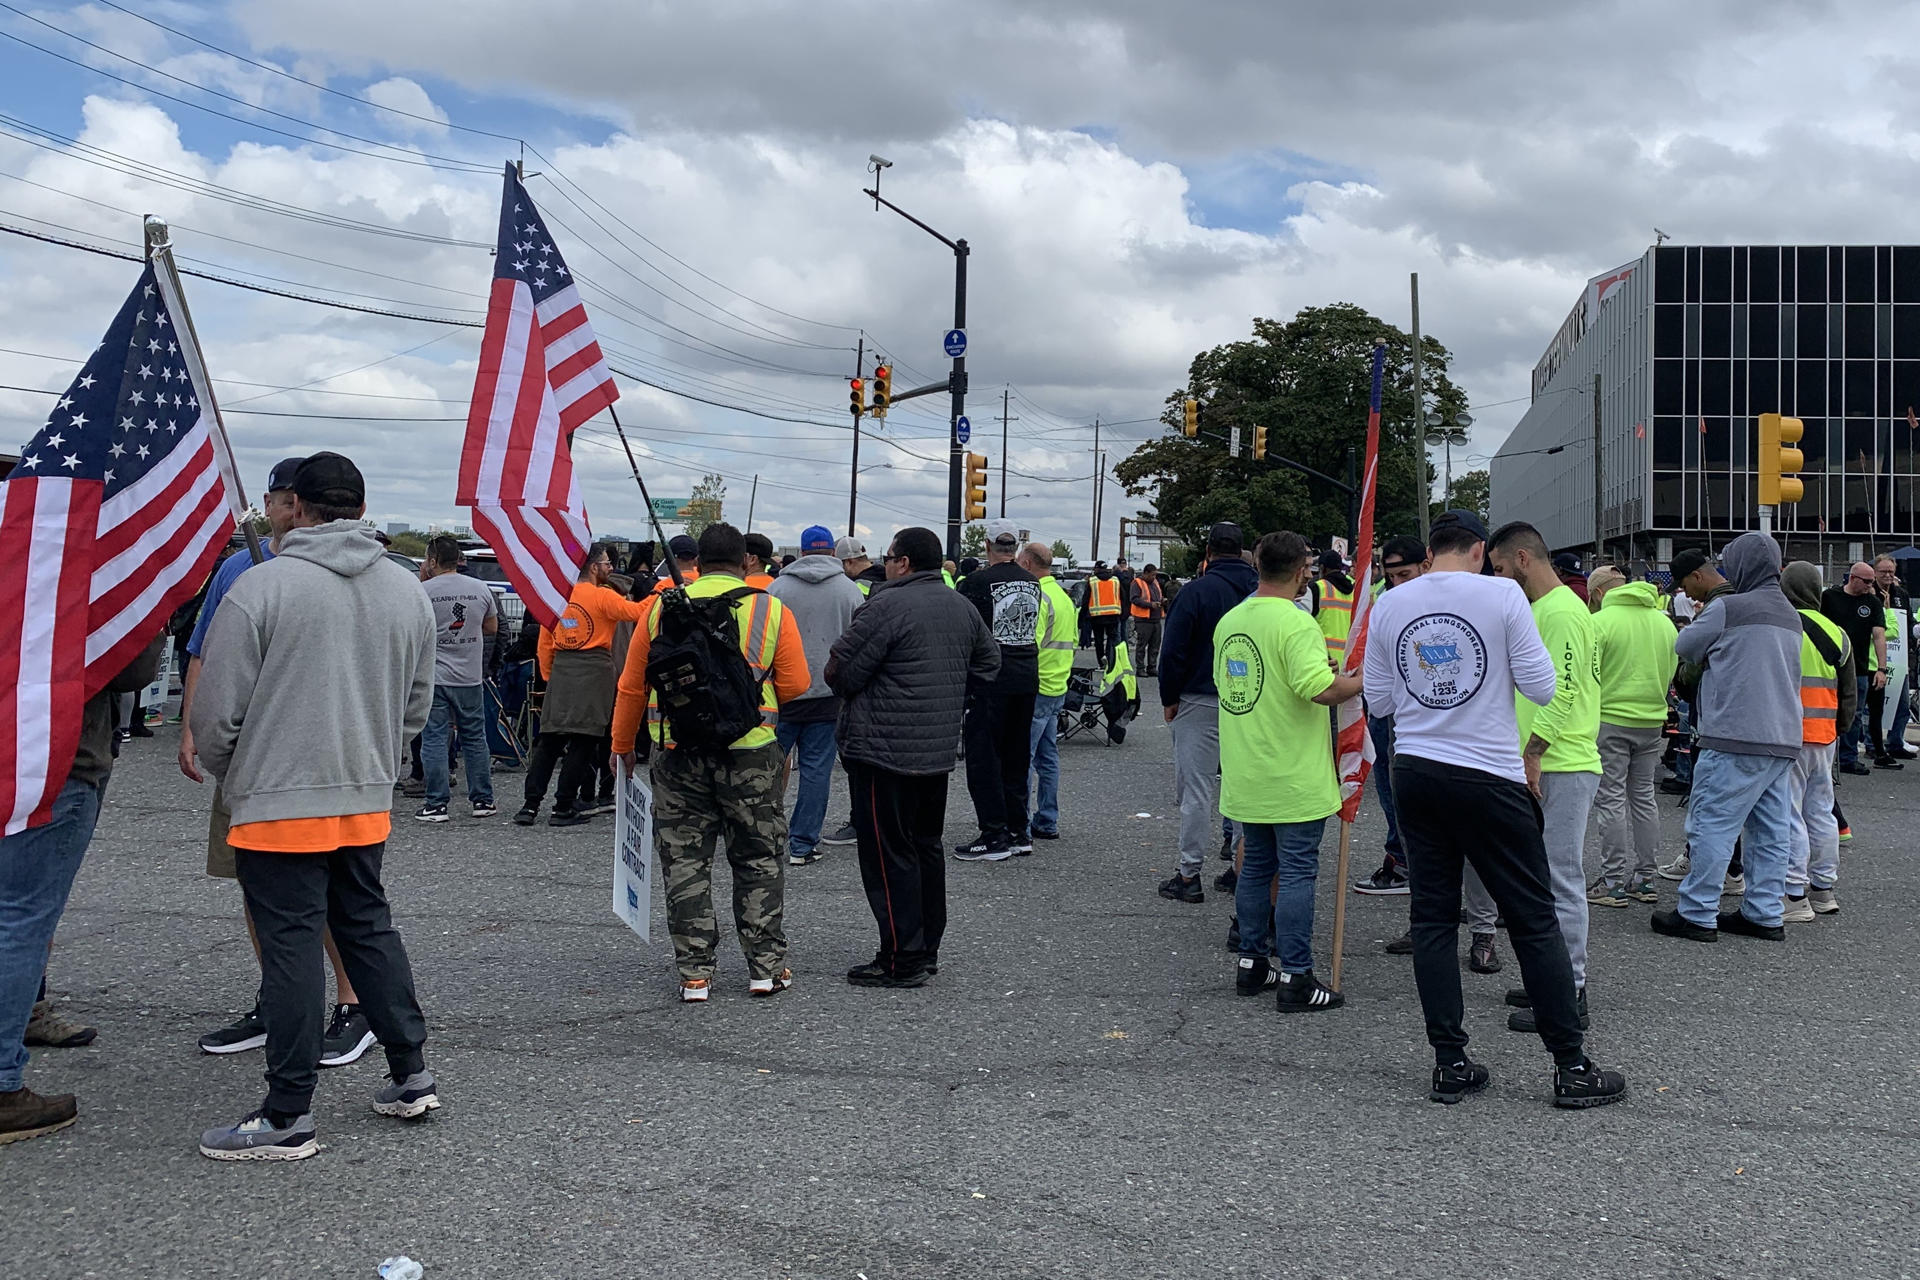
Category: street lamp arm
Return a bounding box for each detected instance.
[861,188,958,250]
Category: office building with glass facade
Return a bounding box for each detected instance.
[1491,245,1920,564]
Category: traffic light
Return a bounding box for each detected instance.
[1182,398,1199,438]
[871,364,892,418]
[849,377,865,418]
[1253,425,1268,461]
[1757,412,1805,504]
[964,452,988,521]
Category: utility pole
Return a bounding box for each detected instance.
[1411,272,1429,543]
[998,388,1018,517]
[848,335,863,536]
[1089,416,1103,561]
[1592,372,1604,563]
[747,473,760,532]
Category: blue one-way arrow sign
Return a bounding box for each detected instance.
[943,328,967,358]
[956,415,971,444]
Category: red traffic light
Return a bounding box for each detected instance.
[850,378,864,390]
[873,365,889,379]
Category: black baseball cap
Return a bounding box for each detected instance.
[1670,547,1713,581]
[1318,549,1346,572]
[1206,521,1243,555]
[1430,508,1489,543]
[668,534,698,560]
[291,451,364,507]
[266,456,306,493]
[1552,552,1582,574]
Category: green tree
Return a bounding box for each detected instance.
[1049,537,1075,568]
[684,473,726,540]
[1441,469,1491,524]
[388,529,428,557]
[1113,303,1465,557]
[959,522,986,558]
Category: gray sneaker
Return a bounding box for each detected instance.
[199,1109,317,1161]
[1657,853,1690,882]
[372,1071,441,1119]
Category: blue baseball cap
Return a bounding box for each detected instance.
[800,524,835,554]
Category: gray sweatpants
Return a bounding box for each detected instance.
[1171,695,1226,879]
[1594,723,1665,886]
[1540,769,1600,988]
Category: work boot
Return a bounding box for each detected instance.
[0,1087,78,1145]
[25,1000,96,1048]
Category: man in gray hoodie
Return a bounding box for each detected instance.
[767,524,866,866]
[1652,532,1803,943]
[190,452,439,1161]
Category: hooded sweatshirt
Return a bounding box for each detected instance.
[1672,532,1802,758]
[767,552,868,722]
[1781,560,1860,735]
[1593,581,1680,728]
[190,520,436,826]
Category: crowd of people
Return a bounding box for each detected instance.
[6,447,1910,1152]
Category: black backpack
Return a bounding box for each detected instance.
[645,586,768,753]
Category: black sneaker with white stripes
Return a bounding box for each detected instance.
[1274,969,1344,1012]
[1235,955,1278,996]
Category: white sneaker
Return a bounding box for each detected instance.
[1658,853,1690,882]
[748,969,793,998]
[1722,873,1746,896]
[1809,887,1840,914]
[678,980,710,1004]
[1781,894,1816,924]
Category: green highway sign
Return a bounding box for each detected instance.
[649,497,691,520]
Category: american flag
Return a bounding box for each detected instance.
[1336,343,1388,824]
[458,164,618,627]
[1,262,238,834]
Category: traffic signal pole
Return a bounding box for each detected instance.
[849,335,863,535]
[862,175,968,559]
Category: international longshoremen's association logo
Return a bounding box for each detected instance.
[1396,612,1487,709]
[1217,632,1264,715]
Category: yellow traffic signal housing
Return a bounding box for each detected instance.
[964,451,988,521]
[1253,425,1268,461]
[871,364,892,418]
[1182,398,1199,438]
[1758,412,1805,505]
[849,377,865,418]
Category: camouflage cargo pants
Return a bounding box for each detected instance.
[651,742,789,982]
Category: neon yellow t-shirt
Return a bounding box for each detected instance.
[1515,584,1603,774]
[1215,596,1339,825]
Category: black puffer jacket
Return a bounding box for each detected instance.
[826,570,999,775]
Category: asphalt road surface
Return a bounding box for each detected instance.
[11,693,1918,1279]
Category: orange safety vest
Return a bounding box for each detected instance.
[1130,577,1163,619]
[1797,608,1844,746]
[1088,576,1123,617]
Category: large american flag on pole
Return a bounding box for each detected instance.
[1,262,239,834]
[458,163,618,628]
[1336,341,1389,824]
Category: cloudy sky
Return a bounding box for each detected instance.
[0,0,1907,557]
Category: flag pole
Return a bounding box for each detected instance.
[1330,821,1353,992]
[607,404,684,588]
[143,215,264,567]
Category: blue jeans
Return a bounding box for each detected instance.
[777,718,838,857]
[0,777,103,1091]
[1890,670,1913,752]
[1234,818,1329,973]
[1837,675,1871,767]
[1027,692,1067,836]
[1367,714,1403,870]
[424,684,494,808]
[1678,748,1795,928]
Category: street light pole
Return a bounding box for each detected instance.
[862,166,968,559]
[848,334,863,536]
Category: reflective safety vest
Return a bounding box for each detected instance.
[1129,576,1163,619]
[1316,581,1354,659]
[644,574,784,751]
[1099,633,1138,703]
[1088,576,1123,617]
[1036,575,1079,697]
[942,569,956,589]
[1796,607,1845,746]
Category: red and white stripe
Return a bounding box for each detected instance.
[459,276,617,627]
[0,477,96,834]
[1337,347,1388,825]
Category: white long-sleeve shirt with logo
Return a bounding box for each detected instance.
[1362,570,1557,785]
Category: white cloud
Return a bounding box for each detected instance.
[361,77,448,133]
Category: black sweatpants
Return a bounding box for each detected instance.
[849,762,949,974]
[1088,619,1120,668]
[235,843,427,1116]
[1392,757,1585,1068]
[963,687,1037,841]
[523,730,599,812]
